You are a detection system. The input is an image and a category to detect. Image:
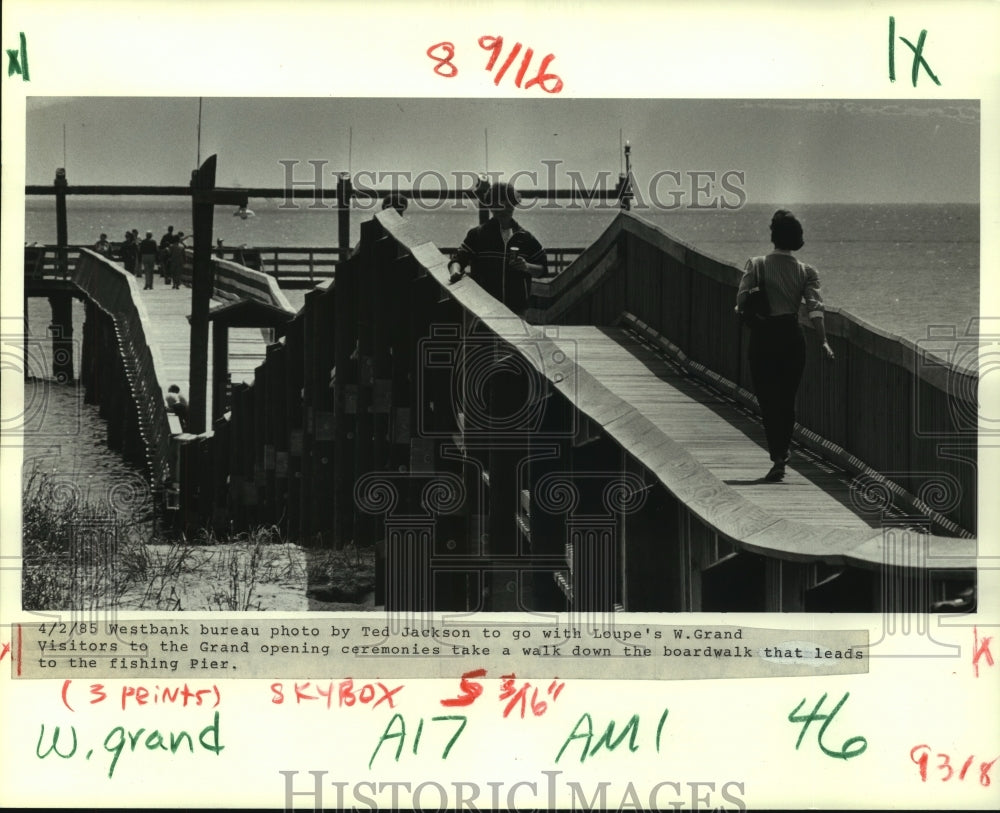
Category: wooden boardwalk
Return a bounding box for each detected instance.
[136,279,272,423]
[551,325,888,533]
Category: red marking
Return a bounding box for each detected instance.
[547,679,566,700]
[479,36,502,71]
[426,42,458,78]
[0,642,10,662]
[477,35,563,93]
[972,627,994,677]
[440,668,486,707]
[337,679,403,709]
[61,679,74,712]
[911,744,930,781]
[523,54,564,94]
[90,683,107,705]
[982,757,998,787]
[493,41,522,86]
[514,48,534,88]
[499,673,548,719]
[910,744,997,787]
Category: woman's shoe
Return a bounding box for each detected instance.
[764,462,786,482]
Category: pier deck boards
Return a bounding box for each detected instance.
[138,282,271,421]
[551,325,881,533]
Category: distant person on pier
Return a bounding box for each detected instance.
[169,233,186,289]
[93,233,111,256]
[736,210,835,483]
[158,225,175,280]
[447,181,549,315]
[120,231,139,276]
[139,231,158,289]
[165,384,189,431]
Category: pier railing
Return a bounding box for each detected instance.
[29,244,583,289]
[528,211,977,534]
[72,249,173,490]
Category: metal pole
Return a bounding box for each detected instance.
[620,141,633,212]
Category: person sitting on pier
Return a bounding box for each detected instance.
[447,181,549,315]
[139,231,158,290]
[93,233,111,256]
[165,384,189,431]
[736,210,835,483]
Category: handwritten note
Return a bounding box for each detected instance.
[427,35,564,92]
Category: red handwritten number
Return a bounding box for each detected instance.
[982,757,997,787]
[911,744,998,787]
[524,54,564,94]
[911,745,930,781]
[427,42,458,78]
[441,668,486,707]
[479,36,503,70]
[478,35,564,94]
[937,752,954,781]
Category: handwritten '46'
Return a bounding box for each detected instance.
[427,36,564,93]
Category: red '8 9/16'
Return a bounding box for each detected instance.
[910,744,997,786]
[426,37,564,93]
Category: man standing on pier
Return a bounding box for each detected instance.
[158,225,175,280]
[139,231,158,289]
[448,181,549,315]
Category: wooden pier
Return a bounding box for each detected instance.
[22,164,978,613]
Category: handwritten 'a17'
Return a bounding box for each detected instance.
[426,36,564,93]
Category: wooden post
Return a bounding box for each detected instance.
[54,168,68,276]
[189,154,249,435]
[285,317,304,541]
[212,320,229,423]
[337,173,352,257]
[48,293,74,383]
[188,156,217,435]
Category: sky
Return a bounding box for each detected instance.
[24,97,979,204]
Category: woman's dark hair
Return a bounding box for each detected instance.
[770,209,804,251]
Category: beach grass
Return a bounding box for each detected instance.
[20,472,354,612]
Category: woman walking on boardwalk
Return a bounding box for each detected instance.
[736,210,835,482]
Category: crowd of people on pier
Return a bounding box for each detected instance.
[92,225,190,290]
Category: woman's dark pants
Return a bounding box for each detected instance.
[748,315,806,464]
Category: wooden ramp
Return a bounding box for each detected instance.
[137,282,272,422]
[552,325,916,534]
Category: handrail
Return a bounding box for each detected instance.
[209,255,296,313]
[28,244,585,285]
[71,249,173,489]
[527,210,977,532]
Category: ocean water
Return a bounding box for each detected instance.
[24,198,980,347]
